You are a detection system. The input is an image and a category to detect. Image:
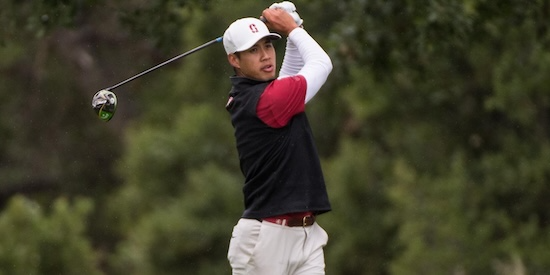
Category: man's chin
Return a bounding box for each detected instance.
[254,74,276,82]
[241,70,276,81]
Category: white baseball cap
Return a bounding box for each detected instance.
[223,17,281,55]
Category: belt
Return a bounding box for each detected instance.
[261,212,315,227]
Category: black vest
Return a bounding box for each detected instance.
[227,77,331,219]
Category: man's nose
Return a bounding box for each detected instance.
[260,47,270,60]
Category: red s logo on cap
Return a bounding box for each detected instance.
[249,24,259,33]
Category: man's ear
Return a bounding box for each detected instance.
[227,54,240,69]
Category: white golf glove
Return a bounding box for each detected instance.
[269,1,303,26]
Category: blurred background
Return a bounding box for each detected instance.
[1,0,550,274]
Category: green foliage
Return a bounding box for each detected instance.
[389,155,482,274]
[118,0,212,51]
[0,0,98,43]
[327,0,473,73]
[320,0,550,274]
[488,21,550,126]
[110,164,241,275]
[113,103,236,208]
[2,0,550,274]
[0,196,100,275]
[0,34,122,198]
[321,138,396,275]
[389,144,550,274]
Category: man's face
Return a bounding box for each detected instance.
[228,38,277,81]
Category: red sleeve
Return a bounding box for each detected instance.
[257,75,307,128]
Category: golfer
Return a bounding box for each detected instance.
[224,2,333,274]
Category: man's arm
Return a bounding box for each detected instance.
[263,8,332,103]
[257,75,306,128]
[257,8,332,128]
[271,1,305,79]
[278,39,304,79]
[288,28,332,103]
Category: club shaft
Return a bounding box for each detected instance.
[106,37,222,91]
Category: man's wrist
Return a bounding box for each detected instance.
[288,27,306,39]
[281,24,299,36]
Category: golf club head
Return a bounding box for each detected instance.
[92,90,117,122]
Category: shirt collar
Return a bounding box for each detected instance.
[230,76,273,90]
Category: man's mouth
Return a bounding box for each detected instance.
[262,65,274,73]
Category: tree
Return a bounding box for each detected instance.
[0,196,101,275]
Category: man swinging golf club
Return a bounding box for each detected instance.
[224,2,333,274]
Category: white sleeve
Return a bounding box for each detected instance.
[278,39,304,78]
[286,28,333,103]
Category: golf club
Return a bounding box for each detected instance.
[92,36,222,122]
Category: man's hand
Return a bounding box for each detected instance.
[269,1,303,26]
[262,8,299,37]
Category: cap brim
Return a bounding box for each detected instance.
[234,33,282,53]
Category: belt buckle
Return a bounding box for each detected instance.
[303,215,312,227]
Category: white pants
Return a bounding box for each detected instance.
[227,218,329,275]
